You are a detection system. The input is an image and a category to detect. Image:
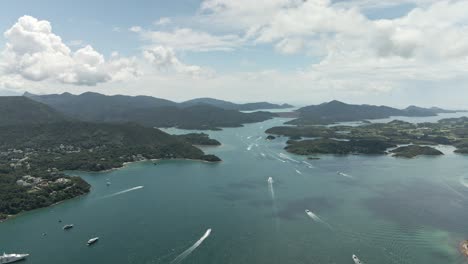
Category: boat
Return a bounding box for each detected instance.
[267,177,273,183]
[0,253,29,263]
[352,254,362,264]
[106,181,111,186]
[87,237,99,246]
[63,224,74,230]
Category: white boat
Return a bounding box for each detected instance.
[87,237,99,246]
[0,253,29,264]
[352,254,362,264]
[63,224,74,230]
[267,177,273,183]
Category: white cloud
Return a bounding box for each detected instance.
[275,38,305,54]
[0,16,139,86]
[142,28,242,52]
[142,46,212,77]
[129,26,142,32]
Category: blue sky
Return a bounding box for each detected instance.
[0,0,468,107]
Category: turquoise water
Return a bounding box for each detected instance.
[1,116,468,264]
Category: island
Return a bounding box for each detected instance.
[0,97,222,221]
[390,145,443,158]
[266,117,468,157]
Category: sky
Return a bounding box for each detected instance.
[0,0,468,107]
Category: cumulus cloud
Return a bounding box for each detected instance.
[0,16,139,86]
[142,46,211,77]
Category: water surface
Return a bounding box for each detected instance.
[1,116,468,264]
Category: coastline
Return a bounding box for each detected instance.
[460,240,468,258]
[1,156,220,223]
[0,192,89,223]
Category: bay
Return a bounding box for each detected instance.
[1,115,468,264]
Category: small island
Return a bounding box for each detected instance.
[390,145,443,158]
[266,117,468,157]
[266,135,276,140]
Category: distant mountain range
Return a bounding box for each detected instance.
[288,100,465,125]
[180,97,293,111]
[25,92,292,111]
[24,92,277,130]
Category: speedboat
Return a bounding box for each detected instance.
[0,253,29,263]
[267,177,273,183]
[352,254,362,264]
[87,237,99,246]
[63,224,74,230]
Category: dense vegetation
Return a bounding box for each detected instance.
[287,100,462,125]
[0,122,222,220]
[285,139,395,155]
[0,96,66,126]
[0,97,223,220]
[25,92,278,130]
[267,117,468,156]
[390,145,443,158]
[176,133,222,146]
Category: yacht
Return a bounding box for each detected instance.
[87,237,99,246]
[0,253,29,263]
[63,224,74,230]
[352,254,362,264]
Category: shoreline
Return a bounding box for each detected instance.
[460,240,468,258]
[0,192,89,223]
[1,157,220,223]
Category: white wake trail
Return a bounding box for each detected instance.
[295,169,303,175]
[171,229,212,264]
[101,186,144,199]
[337,172,353,179]
[461,176,468,188]
[302,161,315,168]
[268,177,280,230]
[279,153,300,163]
[305,209,334,230]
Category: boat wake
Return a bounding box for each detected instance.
[295,169,303,175]
[268,177,280,230]
[460,176,468,188]
[337,171,353,179]
[302,161,315,168]
[101,186,144,199]
[305,209,334,230]
[170,229,212,264]
[268,177,275,199]
[279,153,300,163]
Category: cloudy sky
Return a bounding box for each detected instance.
[0,0,467,107]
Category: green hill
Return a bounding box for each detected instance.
[181,97,292,111]
[288,100,457,125]
[0,96,66,126]
[25,92,277,130]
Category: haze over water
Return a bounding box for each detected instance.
[1,114,468,264]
